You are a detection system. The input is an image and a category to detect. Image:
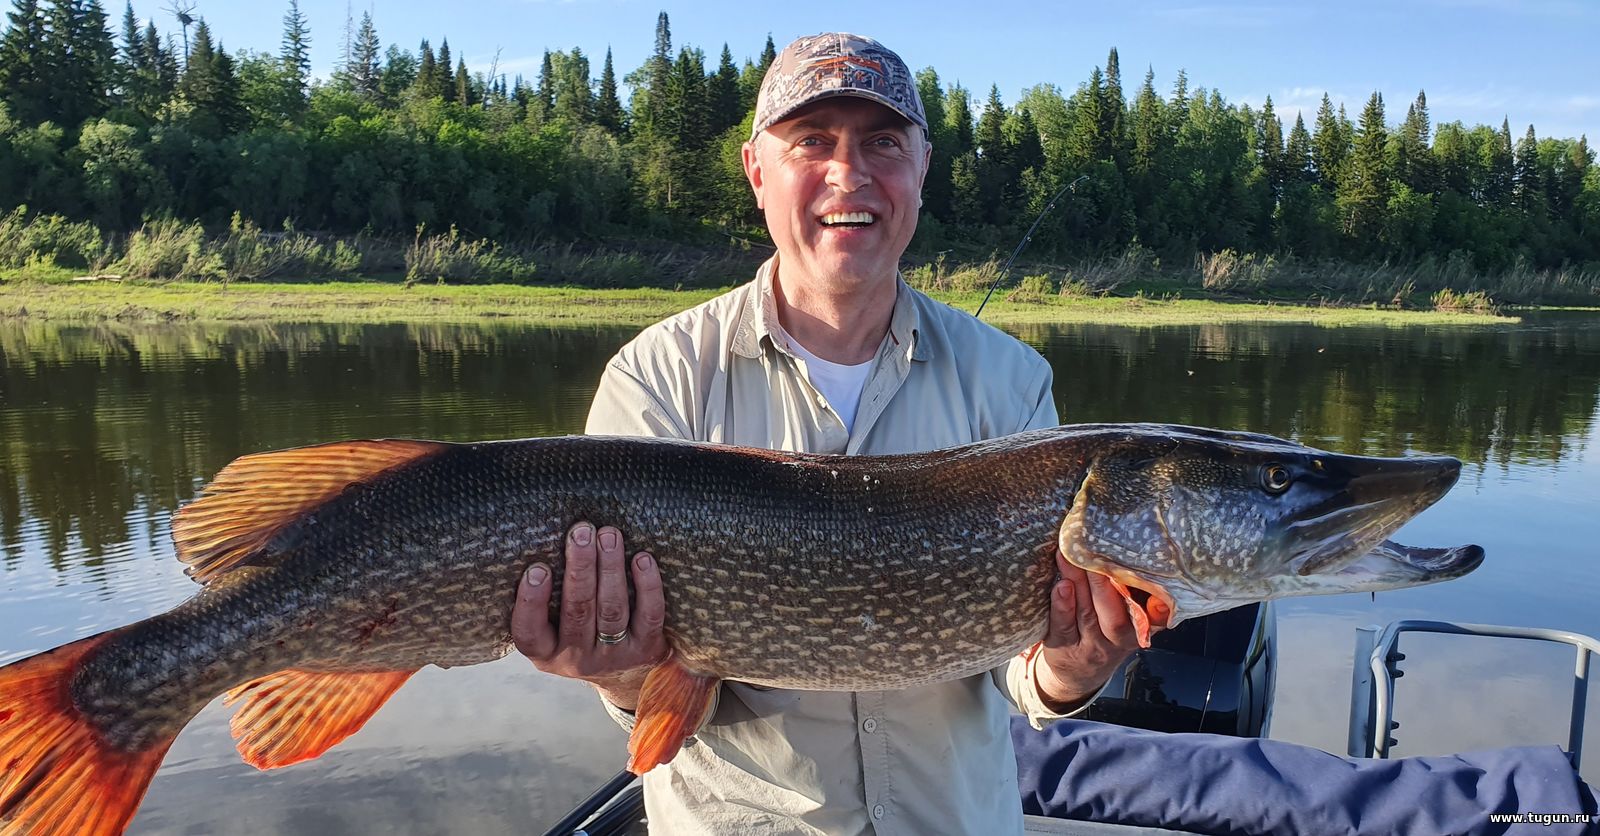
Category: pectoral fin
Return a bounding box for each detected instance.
[224,668,417,770]
[627,656,719,775]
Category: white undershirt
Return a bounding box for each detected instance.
[787,339,874,434]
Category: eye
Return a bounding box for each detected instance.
[1260,463,1293,494]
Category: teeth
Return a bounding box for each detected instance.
[820,211,875,226]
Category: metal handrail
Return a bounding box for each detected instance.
[1348,620,1599,769]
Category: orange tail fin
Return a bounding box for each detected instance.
[627,656,720,775]
[0,631,172,836]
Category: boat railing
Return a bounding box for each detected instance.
[1348,620,1599,769]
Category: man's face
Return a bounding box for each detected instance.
[743,97,930,293]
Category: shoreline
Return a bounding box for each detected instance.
[0,279,1519,328]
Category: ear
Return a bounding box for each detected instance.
[742,139,765,210]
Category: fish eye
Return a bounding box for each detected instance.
[1260,463,1293,494]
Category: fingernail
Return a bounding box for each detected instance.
[599,529,618,550]
[572,524,592,546]
[526,565,548,586]
[636,553,653,571]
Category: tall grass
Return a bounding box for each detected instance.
[0,207,109,271]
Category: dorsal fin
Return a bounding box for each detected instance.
[173,440,448,584]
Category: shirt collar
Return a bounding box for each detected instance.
[732,255,925,362]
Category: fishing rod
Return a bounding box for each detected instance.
[973,174,1090,319]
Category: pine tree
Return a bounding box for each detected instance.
[638,11,671,136]
[1514,123,1545,217]
[436,38,453,102]
[1259,95,1285,191]
[1130,67,1164,176]
[1312,93,1346,189]
[707,43,740,136]
[531,49,553,122]
[1068,68,1108,166]
[1337,91,1389,242]
[595,46,623,134]
[280,0,310,121]
[181,21,243,135]
[1394,90,1434,194]
[350,11,380,101]
[738,33,774,113]
[973,84,1009,223]
[413,39,440,99]
[916,68,952,220]
[1285,112,1313,183]
[451,57,467,105]
[945,83,973,157]
[1101,47,1124,163]
[0,0,50,125]
[1483,117,1514,207]
[40,0,116,127]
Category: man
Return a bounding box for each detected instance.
[511,33,1142,834]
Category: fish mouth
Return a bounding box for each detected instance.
[1286,454,1464,576]
[1314,539,1485,590]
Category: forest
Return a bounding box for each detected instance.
[1,2,1597,302]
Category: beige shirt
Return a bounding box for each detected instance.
[585,257,1086,835]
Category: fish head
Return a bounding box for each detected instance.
[1058,426,1484,644]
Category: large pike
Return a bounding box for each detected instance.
[0,424,1482,834]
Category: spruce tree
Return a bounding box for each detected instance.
[1338,91,1389,243]
[454,57,469,105]
[1514,123,1545,217]
[945,83,973,157]
[738,33,774,113]
[595,46,623,134]
[1312,93,1346,189]
[1285,112,1313,183]
[1068,68,1107,166]
[708,43,740,135]
[1259,95,1285,191]
[437,38,453,101]
[181,21,243,135]
[1483,118,1514,207]
[638,11,671,137]
[1130,67,1164,176]
[916,68,952,220]
[351,11,380,101]
[532,49,553,122]
[0,0,50,125]
[279,0,310,120]
[1101,47,1124,163]
[413,39,440,99]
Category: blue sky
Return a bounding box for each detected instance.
[125,0,1599,142]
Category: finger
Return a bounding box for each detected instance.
[1083,571,1140,648]
[630,551,667,658]
[510,564,556,661]
[1043,579,1080,647]
[595,526,629,642]
[560,522,598,646]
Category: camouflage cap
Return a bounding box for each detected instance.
[751,33,927,141]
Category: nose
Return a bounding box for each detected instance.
[825,143,871,193]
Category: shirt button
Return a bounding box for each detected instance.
[816,394,828,408]
[862,717,878,733]
[872,804,886,820]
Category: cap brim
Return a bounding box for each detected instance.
[751,88,930,140]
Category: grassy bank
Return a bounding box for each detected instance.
[0,279,1516,327]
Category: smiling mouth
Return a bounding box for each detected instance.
[819,211,876,228]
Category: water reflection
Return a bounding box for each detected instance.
[2,313,1599,828]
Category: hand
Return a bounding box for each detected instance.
[1032,550,1145,711]
[511,522,669,711]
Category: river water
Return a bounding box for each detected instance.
[2,311,1597,832]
